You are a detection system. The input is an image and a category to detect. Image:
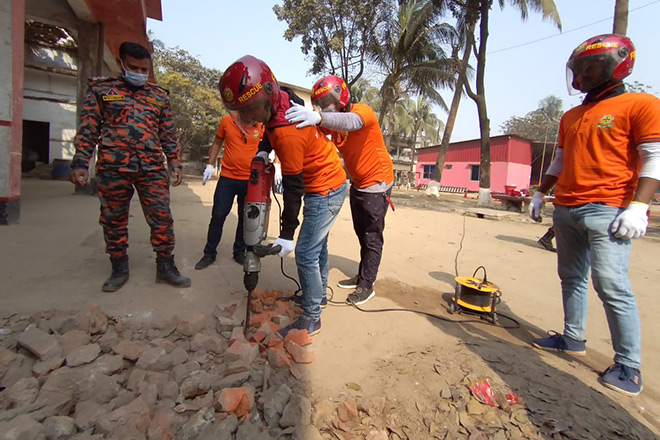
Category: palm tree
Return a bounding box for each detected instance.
[350,77,382,113]
[613,0,628,34]
[371,0,455,149]
[430,7,477,186]
[391,96,443,183]
[456,0,561,206]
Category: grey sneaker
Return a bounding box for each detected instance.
[338,275,359,289]
[532,331,586,355]
[346,286,375,306]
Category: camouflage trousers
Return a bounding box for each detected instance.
[97,168,175,258]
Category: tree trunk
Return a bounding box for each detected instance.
[430,20,476,185]
[613,0,628,35]
[469,0,492,206]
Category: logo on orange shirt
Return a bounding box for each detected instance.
[597,114,615,129]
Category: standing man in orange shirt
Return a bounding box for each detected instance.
[195,114,274,269]
[219,56,347,338]
[529,34,660,396]
[285,75,394,305]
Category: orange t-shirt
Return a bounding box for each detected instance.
[216,115,263,180]
[328,104,394,188]
[555,92,660,207]
[266,124,346,195]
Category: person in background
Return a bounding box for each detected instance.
[285,75,394,306]
[71,41,190,292]
[537,225,556,252]
[195,114,275,269]
[529,34,660,396]
[219,55,347,337]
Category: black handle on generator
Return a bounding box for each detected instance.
[472,266,488,284]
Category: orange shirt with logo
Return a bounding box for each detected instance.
[556,93,660,207]
[266,125,346,195]
[217,115,263,180]
[328,104,394,189]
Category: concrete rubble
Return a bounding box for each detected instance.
[0,290,326,439]
[0,289,605,439]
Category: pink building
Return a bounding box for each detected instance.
[415,135,532,193]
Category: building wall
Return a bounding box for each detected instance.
[0,0,25,224]
[492,161,532,193]
[23,67,78,161]
[414,136,532,192]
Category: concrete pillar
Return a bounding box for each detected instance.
[0,0,25,224]
[74,20,102,193]
[76,20,101,118]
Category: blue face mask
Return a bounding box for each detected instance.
[120,60,148,87]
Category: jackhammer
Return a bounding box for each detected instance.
[242,155,281,334]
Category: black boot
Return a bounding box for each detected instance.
[156,255,191,288]
[537,230,556,252]
[102,256,129,292]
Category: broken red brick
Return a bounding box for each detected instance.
[249,331,267,344]
[284,329,312,347]
[215,387,254,418]
[268,338,284,350]
[285,340,313,364]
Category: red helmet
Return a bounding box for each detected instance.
[219,55,280,111]
[311,75,350,111]
[566,34,635,95]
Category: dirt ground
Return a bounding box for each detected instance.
[2,177,660,438]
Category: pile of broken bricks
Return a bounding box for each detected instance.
[0,290,326,439]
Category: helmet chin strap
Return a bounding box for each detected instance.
[583,81,624,104]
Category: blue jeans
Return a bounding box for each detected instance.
[203,177,247,257]
[554,203,641,369]
[296,182,347,321]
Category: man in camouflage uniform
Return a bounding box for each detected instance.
[71,41,190,292]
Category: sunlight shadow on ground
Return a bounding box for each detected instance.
[495,234,544,249]
[376,277,660,439]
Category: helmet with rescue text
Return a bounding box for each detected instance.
[311,75,351,112]
[219,55,280,123]
[566,34,635,95]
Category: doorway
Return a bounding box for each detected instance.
[22,120,50,172]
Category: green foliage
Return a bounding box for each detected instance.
[152,42,227,161]
[500,95,563,143]
[371,0,455,141]
[394,96,443,146]
[273,0,388,86]
[350,78,382,111]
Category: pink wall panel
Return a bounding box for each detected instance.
[414,135,532,191]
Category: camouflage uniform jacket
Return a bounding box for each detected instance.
[72,76,182,172]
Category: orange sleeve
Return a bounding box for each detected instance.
[631,94,660,144]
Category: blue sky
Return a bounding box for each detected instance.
[148,0,659,142]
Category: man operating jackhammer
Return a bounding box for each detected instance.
[219,55,347,338]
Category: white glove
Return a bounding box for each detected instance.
[611,202,649,239]
[285,102,321,129]
[202,164,213,185]
[256,151,270,163]
[273,163,282,188]
[273,238,295,257]
[529,192,544,222]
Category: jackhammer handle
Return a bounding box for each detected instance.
[253,244,282,257]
